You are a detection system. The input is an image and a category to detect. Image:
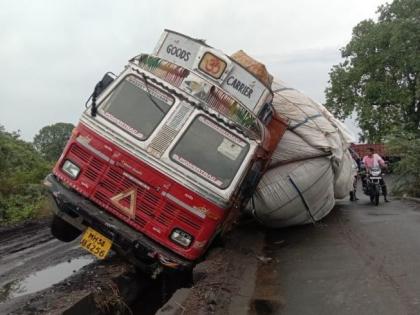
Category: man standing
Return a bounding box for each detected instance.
[362,147,389,202]
[349,147,361,201]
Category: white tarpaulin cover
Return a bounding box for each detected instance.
[248,79,355,227]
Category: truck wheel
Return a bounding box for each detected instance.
[50,214,81,242]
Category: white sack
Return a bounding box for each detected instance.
[333,150,355,199]
[252,157,335,227]
[248,79,355,227]
[271,130,326,163]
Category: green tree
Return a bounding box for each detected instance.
[33,122,74,162]
[0,125,50,223]
[325,0,420,142]
[388,132,420,197]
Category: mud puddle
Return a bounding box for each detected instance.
[0,256,94,303]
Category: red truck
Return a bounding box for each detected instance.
[44,30,286,274]
[351,143,389,159]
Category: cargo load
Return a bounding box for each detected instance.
[245,79,355,227]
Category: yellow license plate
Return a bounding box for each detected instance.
[80,227,112,259]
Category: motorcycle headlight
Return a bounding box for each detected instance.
[371,169,381,176]
[170,229,193,248]
[62,160,81,179]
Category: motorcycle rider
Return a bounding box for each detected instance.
[362,147,389,202]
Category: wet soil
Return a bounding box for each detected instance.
[0,218,192,315]
[0,256,94,302]
[175,223,266,315]
[0,218,92,314]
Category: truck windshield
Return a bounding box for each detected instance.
[171,116,249,189]
[100,75,174,140]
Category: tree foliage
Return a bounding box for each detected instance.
[325,0,420,142]
[388,132,420,197]
[33,122,74,162]
[0,126,50,223]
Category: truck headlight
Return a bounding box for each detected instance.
[62,160,80,179]
[170,229,193,248]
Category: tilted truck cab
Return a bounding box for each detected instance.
[44,30,287,273]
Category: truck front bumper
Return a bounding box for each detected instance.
[44,174,194,271]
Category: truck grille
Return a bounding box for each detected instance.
[68,143,204,234]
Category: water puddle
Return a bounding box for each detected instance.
[0,256,94,303]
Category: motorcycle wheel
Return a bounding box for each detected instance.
[370,186,376,204]
[374,187,380,206]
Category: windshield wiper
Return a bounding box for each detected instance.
[141,73,166,114]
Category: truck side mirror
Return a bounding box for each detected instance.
[95,73,115,96]
[87,72,116,117]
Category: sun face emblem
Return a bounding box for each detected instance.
[110,188,137,219]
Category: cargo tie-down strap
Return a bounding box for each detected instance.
[272,87,295,93]
[289,114,322,131]
[288,175,317,225]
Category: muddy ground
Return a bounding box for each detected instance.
[0,218,184,315]
[0,218,93,314]
[0,216,263,315]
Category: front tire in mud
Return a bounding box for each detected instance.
[50,214,81,242]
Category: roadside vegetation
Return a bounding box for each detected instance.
[388,134,420,197]
[0,123,73,225]
[325,0,420,196]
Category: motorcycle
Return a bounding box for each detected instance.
[363,166,384,206]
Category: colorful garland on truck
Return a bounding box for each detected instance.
[206,88,257,131]
[135,54,260,136]
[138,55,189,87]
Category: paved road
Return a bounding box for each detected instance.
[252,193,420,315]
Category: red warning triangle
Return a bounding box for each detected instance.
[110,188,137,219]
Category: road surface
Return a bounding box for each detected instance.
[251,193,420,315]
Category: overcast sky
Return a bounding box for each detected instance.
[0,0,388,141]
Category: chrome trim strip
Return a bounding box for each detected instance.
[161,191,206,219]
[76,136,114,164]
[122,172,150,190]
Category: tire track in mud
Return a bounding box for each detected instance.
[0,220,83,281]
[0,219,91,314]
[336,204,419,315]
[0,227,54,257]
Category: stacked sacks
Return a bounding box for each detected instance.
[248,80,355,227]
[229,51,354,227]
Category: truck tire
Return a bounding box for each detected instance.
[50,214,81,242]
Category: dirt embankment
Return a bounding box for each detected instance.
[157,223,267,315]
